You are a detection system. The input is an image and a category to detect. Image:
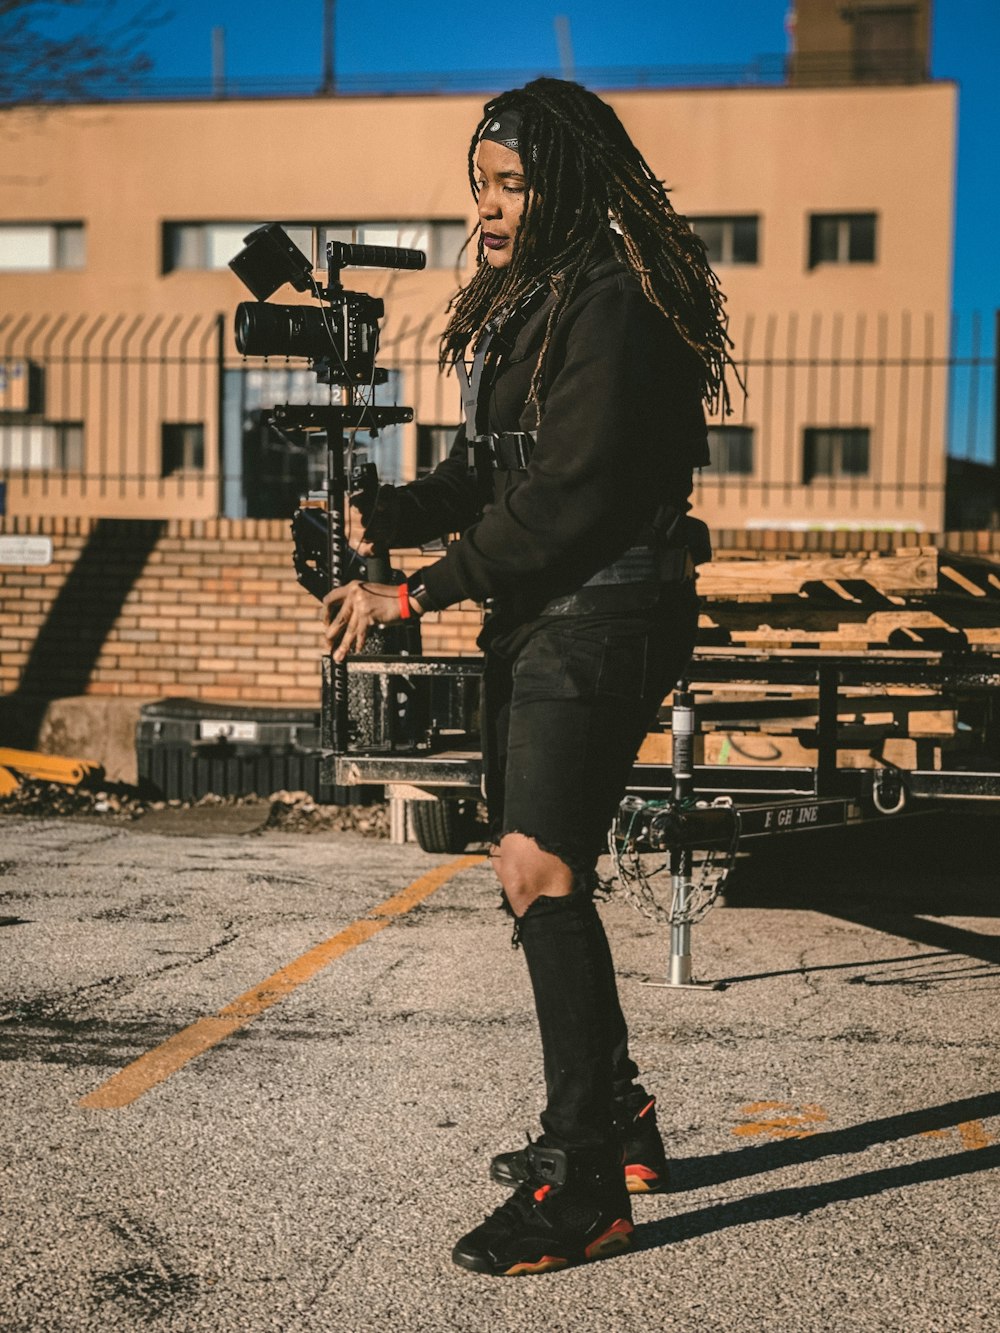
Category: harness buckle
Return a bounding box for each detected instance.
[468,431,537,472]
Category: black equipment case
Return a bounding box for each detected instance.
[135,697,363,804]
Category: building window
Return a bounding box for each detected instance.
[0,223,85,271]
[803,427,870,483]
[808,213,876,268]
[851,6,922,83]
[163,223,297,273]
[51,421,84,470]
[164,220,467,273]
[0,420,84,469]
[416,425,456,477]
[689,216,759,265]
[707,425,754,475]
[161,422,205,476]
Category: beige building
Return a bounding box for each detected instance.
[0,2,955,531]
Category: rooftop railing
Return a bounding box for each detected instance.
[0,50,932,108]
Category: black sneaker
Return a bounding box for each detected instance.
[454,1142,633,1276]
[488,1134,546,1190]
[619,1089,669,1195]
[490,1088,669,1195]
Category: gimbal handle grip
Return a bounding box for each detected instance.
[363,550,392,584]
[326,241,426,273]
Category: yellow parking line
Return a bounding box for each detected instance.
[79,854,485,1110]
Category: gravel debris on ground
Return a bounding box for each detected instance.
[0,779,390,835]
[260,789,390,836]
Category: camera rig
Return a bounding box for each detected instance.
[229,222,425,753]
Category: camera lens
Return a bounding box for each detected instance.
[234,302,335,358]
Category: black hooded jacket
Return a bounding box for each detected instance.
[370,256,709,618]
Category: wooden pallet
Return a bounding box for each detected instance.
[695,546,1000,654]
[638,547,1000,770]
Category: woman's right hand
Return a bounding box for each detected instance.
[322,579,404,660]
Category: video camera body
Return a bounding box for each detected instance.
[230,223,426,382]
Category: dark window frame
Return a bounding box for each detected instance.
[802,427,871,483]
[49,420,85,470]
[689,214,760,266]
[161,421,206,476]
[416,424,457,478]
[706,425,755,475]
[808,212,877,268]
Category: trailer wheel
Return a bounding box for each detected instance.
[409,799,479,854]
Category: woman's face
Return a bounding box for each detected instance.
[475,138,526,269]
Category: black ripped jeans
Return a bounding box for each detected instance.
[480,582,700,1150]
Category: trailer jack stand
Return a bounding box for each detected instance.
[641,860,723,990]
[639,683,724,990]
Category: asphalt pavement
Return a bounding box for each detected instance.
[0,806,997,1332]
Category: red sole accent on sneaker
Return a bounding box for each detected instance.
[584,1217,634,1261]
[504,1255,570,1275]
[625,1164,667,1194]
[494,1220,634,1275]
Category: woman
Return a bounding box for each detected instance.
[323,77,731,1276]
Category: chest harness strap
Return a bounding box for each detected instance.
[454,295,545,475]
[454,325,494,464]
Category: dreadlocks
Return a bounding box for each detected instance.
[441,77,735,415]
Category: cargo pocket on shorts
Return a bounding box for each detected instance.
[510,629,575,702]
[595,632,649,701]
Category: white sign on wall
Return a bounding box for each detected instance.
[0,535,53,565]
[199,720,260,742]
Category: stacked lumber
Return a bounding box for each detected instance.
[695,547,1000,654]
[637,546,1000,771]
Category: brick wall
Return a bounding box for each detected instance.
[3,516,1000,710]
[0,516,482,707]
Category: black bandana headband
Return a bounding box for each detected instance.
[479,108,522,154]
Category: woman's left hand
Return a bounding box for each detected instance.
[322,581,403,660]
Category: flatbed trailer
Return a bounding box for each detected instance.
[320,640,1000,985]
[323,644,1000,841]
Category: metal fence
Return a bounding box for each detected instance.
[0,308,996,530]
[2,52,931,107]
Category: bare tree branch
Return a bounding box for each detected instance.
[0,0,167,105]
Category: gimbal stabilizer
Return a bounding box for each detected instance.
[229,222,426,750]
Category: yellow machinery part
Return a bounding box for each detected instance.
[0,748,103,791]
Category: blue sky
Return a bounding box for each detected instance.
[136,0,793,78]
[35,1,1000,317]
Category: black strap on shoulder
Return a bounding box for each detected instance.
[451,285,548,508]
[453,326,496,443]
[453,283,548,453]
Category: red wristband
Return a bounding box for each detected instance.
[398,582,411,619]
